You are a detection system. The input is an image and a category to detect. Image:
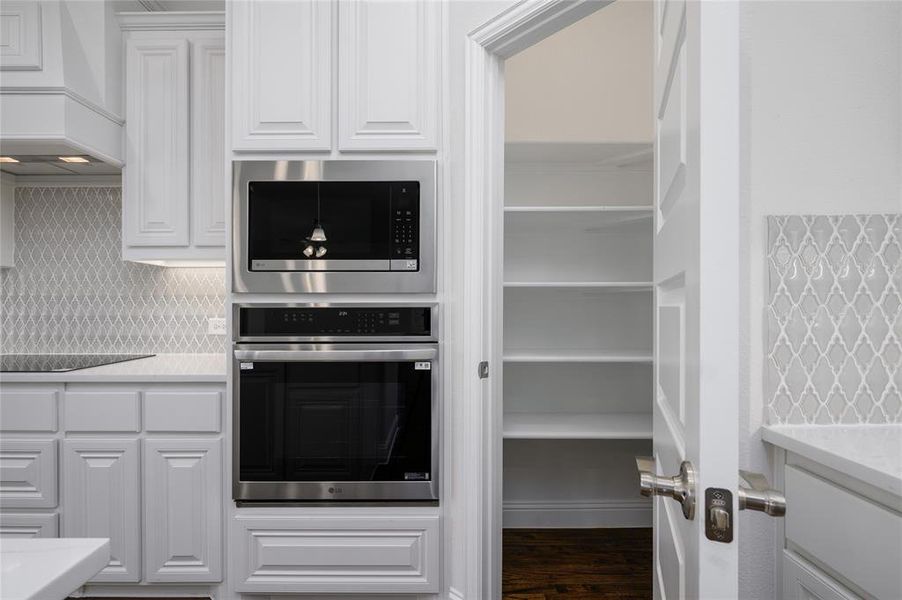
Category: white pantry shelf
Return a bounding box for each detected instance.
[503,281,653,291]
[503,350,653,364]
[503,412,652,440]
[503,205,653,213]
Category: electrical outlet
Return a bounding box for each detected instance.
[207,317,227,336]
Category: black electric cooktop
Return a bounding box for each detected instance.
[0,354,154,373]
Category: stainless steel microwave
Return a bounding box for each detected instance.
[232,160,436,293]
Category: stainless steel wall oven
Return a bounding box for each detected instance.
[232,160,436,293]
[232,304,439,502]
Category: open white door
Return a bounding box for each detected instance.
[649,0,740,598]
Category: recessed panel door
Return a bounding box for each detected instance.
[652,0,740,597]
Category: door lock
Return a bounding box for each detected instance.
[738,470,786,517]
[705,487,734,543]
[635,456,696,520]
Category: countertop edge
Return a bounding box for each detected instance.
[762,425,902,497]
[0,354,227,384]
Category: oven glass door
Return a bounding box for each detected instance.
[234,345,436,501]
[246,181,418,271]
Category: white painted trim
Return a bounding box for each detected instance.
[448,587,466,600]
[0,87,124,125]
[503,499,652,529]
[461,2,613,597]
[117,11,225,30]
[12,175,120,187]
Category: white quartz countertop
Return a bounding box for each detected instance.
[0,353,226,383]
[0,538,110,600]
[762,424,902,497]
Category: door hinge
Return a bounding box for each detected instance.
[478,361,489,379]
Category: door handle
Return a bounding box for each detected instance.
[636,456,696,520]
[738,470,786,517]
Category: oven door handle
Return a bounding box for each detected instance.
[233,347,438,362]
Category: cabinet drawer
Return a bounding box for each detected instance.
[0,512,59,538]
[0,439,57,508]
[64,391,141,432]
[0,389,58,432]
[144,390,221,432]
[785,466,902,600]
[233,514,439,594]
[783,550,855,600]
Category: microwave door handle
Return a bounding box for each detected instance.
[233,348,437,362]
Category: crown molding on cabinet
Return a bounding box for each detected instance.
[117,11,225,31]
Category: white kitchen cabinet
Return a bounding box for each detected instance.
[0,513,58,538]
[62,439,141,582]
[0,439,57,509]
[144,438,222,582]
[230,0,332,151]
[783,551,856,600]
[0,175,14,268]
[120,13,225,264]
[0,381,225,590]
[232,513,440,594]
[338,0,440,151]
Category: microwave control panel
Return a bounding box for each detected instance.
[240,306,432,337]
[390,183,419,263]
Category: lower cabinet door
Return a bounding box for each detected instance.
[783,550,856,600]
[232,514,440,594]
[63,439,141,582]
[144,438,222,582]
[0,512,58,538]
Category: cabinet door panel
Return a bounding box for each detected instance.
[144,438,222,582]
[63,439,141,582]
[338,0,439,150]
[231,0,332,151]
[233,514,440,594]
[0,439,56,508]
[0,513,58,538]
[124,37,189,246]
[191,37,226,247]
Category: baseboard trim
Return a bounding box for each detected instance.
[503,499,652,528]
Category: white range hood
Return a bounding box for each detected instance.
[0,1,125,168]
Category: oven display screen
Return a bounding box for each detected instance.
[240,306,431,337]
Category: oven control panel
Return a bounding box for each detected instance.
[239,306,433,338]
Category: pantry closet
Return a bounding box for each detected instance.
[500,1,655,594]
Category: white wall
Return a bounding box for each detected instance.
[504,0,653,143]
[740,2,902,598]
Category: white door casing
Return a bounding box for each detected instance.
[653,0,740,598]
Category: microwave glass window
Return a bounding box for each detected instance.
[246,181,419,267]
[239,361,432,483]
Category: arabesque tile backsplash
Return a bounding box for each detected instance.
[0,186,226,354]
[766,214,902,424]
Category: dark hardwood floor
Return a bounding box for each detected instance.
[503,528,653,599]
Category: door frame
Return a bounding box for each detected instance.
[461,0,744,597]
[460,2,614,598]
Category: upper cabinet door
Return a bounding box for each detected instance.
[231,0,332,151]
[191,37,226,247]
[338,0,440,151]
[124,37,190,247]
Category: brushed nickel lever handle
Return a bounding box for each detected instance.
[738,469,786,517]
[635,456,696,520]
